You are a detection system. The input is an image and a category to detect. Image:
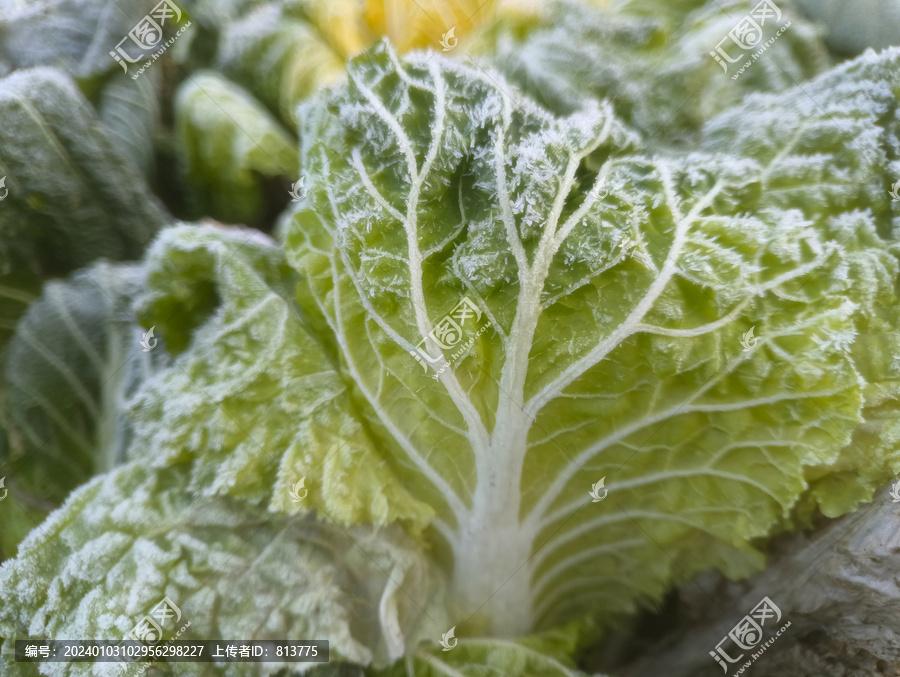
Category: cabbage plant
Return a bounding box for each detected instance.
[1,2,900,677]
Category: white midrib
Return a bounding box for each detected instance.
[444,107,618,633]
[449,271,538,631]
[446,104,576,632]
[448,171,725,633]
[344,68,730,634]
[450,407,536,636]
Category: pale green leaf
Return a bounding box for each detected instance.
[128,225,436,533]
[215,5,346,129]
[0,0,153,77]
[0,67,167,279]
[3,17,900,675]
[284,42,900,634]
[173,71,299,226]
[3,261,170,507]
[0,461,448,674]
[486,0,830,143]
[98,70,161,179]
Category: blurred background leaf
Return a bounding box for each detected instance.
[174,71,299,227]
[1,261,171,557]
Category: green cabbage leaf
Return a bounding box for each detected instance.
[0,67,167,280]
[174,71,299,227]
[286,41,900,634]
[0,460,448,675]
[486,0,831,144]
[2,34,900,677]
[3,262,170,512]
